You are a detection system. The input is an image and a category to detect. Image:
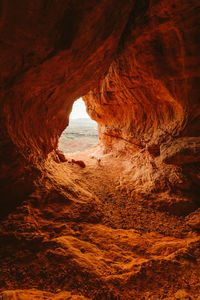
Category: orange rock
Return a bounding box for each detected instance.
[0,1,200,299]
[55,149,67,163]
[0,0,134,211]
[160,137,200,165]
[72,159,86,168]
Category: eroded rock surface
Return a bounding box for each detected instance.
[0,0,199,299]
[84,0,200,149]
[160,137,200,165]
[0,153,200,299]
[0,0,134,213]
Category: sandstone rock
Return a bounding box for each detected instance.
[174,289,194,299]
[0,0,134,210]
[147,144,161,157]
[0,0,200,299]
[84,0,200,150]
[0,289,89,299]
[0,0,199,212]
[72,159,86,168]
[160,137,200,165]
[55,149,67,162]
[186,209,200,230]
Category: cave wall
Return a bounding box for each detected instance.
[84,0,200,151]
[0,1,200,298]
[0,0,134,213]
[82,0,200,202]
[0,0,199,211]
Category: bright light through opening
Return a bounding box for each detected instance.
[58,98,99,153]
[70,98,90,119]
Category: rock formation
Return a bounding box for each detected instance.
[84,0,200,216]
[0,0,134,214]
[0,0,199,299]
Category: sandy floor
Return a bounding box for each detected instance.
[1,146,200,299]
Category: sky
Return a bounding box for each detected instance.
[70,98,90,119]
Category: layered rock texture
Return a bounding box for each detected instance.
[0,0,134,214]
[0,0,200,299]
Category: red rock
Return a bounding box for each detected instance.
[72,159,86,168]
[0,1,200,299]
[0,0,134,211]
[0,289,89,299]
[55,149,67,162]
[186,209,200,230]
[160,137,200,165]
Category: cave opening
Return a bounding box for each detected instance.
[1,1,200,298]
[58,98,99,153]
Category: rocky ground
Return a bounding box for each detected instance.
[1,146,199,299]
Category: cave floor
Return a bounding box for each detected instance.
[0,147,200,299]
[63,147,194,237]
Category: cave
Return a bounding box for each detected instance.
[0,1,200,299]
